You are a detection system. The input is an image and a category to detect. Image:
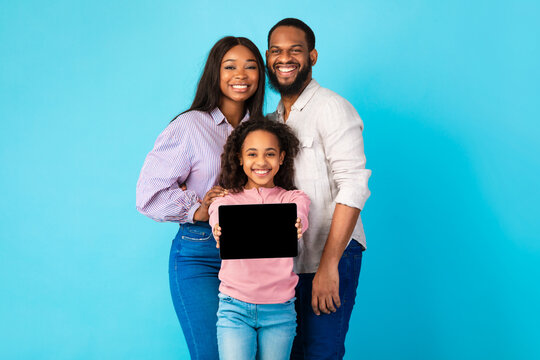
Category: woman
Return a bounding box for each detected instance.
[136,36,265,359]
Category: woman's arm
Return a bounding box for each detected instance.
[136,120,200,223]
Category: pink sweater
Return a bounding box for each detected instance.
[209,187,310,304]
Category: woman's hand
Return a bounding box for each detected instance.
[213,224,222,248]
[192,186,228,222]
[296,217,303,239]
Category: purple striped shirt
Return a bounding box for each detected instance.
[136,107,249,223]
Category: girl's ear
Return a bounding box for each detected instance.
[238,153,243,166]
[279,151,285,165]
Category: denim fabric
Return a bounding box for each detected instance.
[217,293,297,360]
[169,222,222,360]
[290,240,363,360]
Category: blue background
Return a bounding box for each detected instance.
[1,1,539,359]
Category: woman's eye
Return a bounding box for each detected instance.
[246,65,257,70]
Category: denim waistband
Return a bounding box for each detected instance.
[180,221,211,229]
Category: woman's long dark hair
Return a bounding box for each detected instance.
[180,36,265,119]
[219,117,300,193]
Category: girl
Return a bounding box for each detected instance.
[136,37,265,360]
[208,118,310,360]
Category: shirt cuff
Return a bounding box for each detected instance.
[334,186,371,211]
[186,202,202,223]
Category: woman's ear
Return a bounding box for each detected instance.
[279,151,285,165]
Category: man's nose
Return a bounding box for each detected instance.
[278,52,292,63]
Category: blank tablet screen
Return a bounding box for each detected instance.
[218,203,298,260]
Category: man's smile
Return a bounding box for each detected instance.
[274,63,299,78]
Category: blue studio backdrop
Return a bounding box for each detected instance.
[1,1,539,359]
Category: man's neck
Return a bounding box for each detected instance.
[280,77,312,122]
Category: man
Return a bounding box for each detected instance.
[266,18,371,359]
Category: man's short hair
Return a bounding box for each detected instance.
[268,18,316,51]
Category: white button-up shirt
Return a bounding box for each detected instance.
[270,79,371,273]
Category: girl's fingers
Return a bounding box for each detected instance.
[214,225,221,248]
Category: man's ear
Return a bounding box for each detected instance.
[310,49,318,66]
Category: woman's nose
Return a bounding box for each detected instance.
[234,68,247,79]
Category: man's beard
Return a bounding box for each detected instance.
[267,59,312,96]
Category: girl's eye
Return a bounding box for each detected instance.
[246,65,257,70]
[247,153,256,157]
[267,153,275,157]
[224,66,235,70]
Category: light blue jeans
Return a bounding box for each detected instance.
[217,292,297,360]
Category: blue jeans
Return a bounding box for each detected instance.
[169,222,222,360]
[290,240,363,360]
[217,292,297,360]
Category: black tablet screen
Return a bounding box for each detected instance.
[218,203,298,260]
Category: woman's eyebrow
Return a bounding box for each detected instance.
[223,58,257,63]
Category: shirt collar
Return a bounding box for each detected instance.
[244,186,280,194]
[210,107,251,126]
[210,107,227,125]
[276,79,320,117]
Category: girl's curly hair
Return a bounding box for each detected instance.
[219,116,300,192]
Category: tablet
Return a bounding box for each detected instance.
[218,203,298,260]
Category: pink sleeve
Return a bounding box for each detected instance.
[285,190,310,234]
[208,195,228,229]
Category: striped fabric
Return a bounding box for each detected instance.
[136,108,248,223]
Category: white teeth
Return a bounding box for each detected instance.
[277,66,295,73]
[232,85,248,89]
[253,169,269,174]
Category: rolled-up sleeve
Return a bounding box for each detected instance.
[320,97,371,210]
[136,122,201,223]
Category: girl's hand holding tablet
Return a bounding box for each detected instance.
[213,224,222,248]
[296,217,303,239]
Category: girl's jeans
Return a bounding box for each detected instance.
[169,222,221,360]
[216,292,297,360]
